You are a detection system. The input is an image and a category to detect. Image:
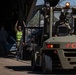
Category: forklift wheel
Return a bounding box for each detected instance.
[42,54,52,74]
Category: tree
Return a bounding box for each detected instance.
[28,11,39,27]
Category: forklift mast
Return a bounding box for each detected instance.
[42,0,59,42]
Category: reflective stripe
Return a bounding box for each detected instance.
[16,31,22,41]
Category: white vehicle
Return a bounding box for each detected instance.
[7,36,17,52]
[31,0,76,73]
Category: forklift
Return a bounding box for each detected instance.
[31,0,76,73]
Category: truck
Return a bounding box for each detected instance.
[31,0,76,73]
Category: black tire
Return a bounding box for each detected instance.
[42,54,52,74]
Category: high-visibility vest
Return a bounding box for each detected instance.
[16,31,22,41]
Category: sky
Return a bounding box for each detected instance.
[59,0,76,7]
[36,0,44,5]
[36,0,76,6]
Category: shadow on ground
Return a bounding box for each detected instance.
[5,65,76,74]
[5,66,43,74]
[5,66,32,71]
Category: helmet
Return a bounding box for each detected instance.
[59,13,66,20]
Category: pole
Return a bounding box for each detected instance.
[50,7,53,37]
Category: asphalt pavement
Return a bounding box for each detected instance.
[0,53,76,75]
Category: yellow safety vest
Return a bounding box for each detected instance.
[16,31,22,41]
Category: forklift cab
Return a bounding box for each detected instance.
[40,2,74,40]
[53,13,71,36]
[53,4,75,37]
